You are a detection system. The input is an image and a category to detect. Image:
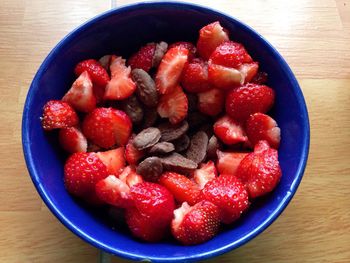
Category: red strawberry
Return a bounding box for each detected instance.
[216,150,249,175]
[59,127,87,153]
[207,61,243,89]
[92,84,105,104]
[193,161,218,189]
[125,136,145,165]
[159,172,201,205]
[197,88,224,116]
[251,71,268,84]
[82,107,132,148]
[169,41,197,60]
[239,62,259,83]
[181,58,211,93]
[155,46,189,95]
[209,41,252,68]
[157,85,188,124]
[226,83,275,122]
[96,147,126,176]
[236,140,282,198]
[246,113,281,149]
[74,59,110,86]
[64,152,108,198]
[128,43,156,72]
[202,174,249,224]
[213,115,248,145]
[118,166,143,187]
[104,56,136,100]
[171,201,220,245]
[41,100,78,131]
[130,182,175,227]
[98,55,112,70]
[197,21,229,60]
[62,71,96,112]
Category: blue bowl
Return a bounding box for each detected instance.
[22,2,310,262]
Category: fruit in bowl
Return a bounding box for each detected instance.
[22,2,309,262]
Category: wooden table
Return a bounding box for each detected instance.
[1,0,349,262]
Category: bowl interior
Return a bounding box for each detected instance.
[22,2,309,262]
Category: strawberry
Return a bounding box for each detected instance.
[239,62,259,83]
[128,43,156,72]
[118,166,143,187]
[104,56,136,100]
[236,140,282,198]
[125,136,145,165]
[62,71,96,112]
[207,61,243,89]
[201,174,249,224]
[64,152,108,198]
[213,115,248,145]
[130,182,175,227]
[181,58,211,93]
[159,172,201,205]
[157,85,188,124]
[197,21,229,60]
[98,55,112,70]
[92,84,105,104]
[226,83,275,122]
[155,46,189,95]
[251,71,268,84]
[246,113,281,149]
[82,107,132,148]
[41,100,78,131]
[96,147,126,175]
[216,150,249,175]
[171,201,220,245]
[59,127,87,153]
[193,161,217,189]
[74,59,110,86]
[169,41,197,60]
[197,88,224,116]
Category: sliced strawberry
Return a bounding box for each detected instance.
[59,127,87,153]
[155,46,189,95]
[236,140,282,198]
[98,55,112,71]
[197,88,224,116]
[207,61,243,89]
[251,71,268,84]
[128,43,156,72]
[157,85,188,124]
[197,21,229,60]
[171,201,220,245]
[118,166,143,187]
[246,113,281,149]
[64,152,108,198]
[169,41,197,60]
[159,172,201,205]
[62,71,96,112]
[96,147,126,176]
[202,174,249,224]
[239,62,259,83]
[213,115,248,145]
[82,107,132,148]
[92,84,105,104]
[181,58,211,93]
[74,59,110,86]
[226,83,275,122]
[125,136,145,165]
[193,161,218,189]
[216,150,249,175]
[41,100,79,131]
[104,56,136,100]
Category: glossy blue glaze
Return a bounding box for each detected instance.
[22,2,310,262]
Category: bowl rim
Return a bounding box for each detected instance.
[22,1,310,262]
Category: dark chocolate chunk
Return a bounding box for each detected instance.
[158,121,189,142]
[149,142,175,155]
[160,153,198,174]
[152,41,168,68]
[142,108,158,129]
[136,157,163,182]
[133,127,161,150]
[207,135,221,160]
[173,134,190,152]
[120,95,144,124]
[131,69,159,107]
[185,131,209,164]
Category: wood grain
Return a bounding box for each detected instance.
[1,0,349,262]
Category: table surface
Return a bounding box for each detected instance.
[1,0,349,262]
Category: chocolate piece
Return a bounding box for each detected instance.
[152,41,168,68]
[149,142,175,155]
[132,69,158,107]
[173,134,190,152]
[186,93,198,113]
[120,95,144,124]
[133,127,161,150]
[136,157,163,182]
[160,153,198,174]
[207,135,221,159]
[185,131,209,164]
[158,121,189,142]
[142,108,158,129]
[199,123,213,137]
[187,112,207,130]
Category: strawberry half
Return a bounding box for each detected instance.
[157,85,188,124]
[197,21,229,60]
[62,71,96,112]
[251,71,268,84]
[125,136,145,165]
[59,127,87,153]
[193,161,218,189]
[74,59,110,86]
[82,107,132,148]
[207,61,243,89]
[216,150,249,175]
[159,172,201,205]
[104,56,136,100]
[181,58,211,93]
[197,88,224,116]
[213,115,248,145]
[171,201,220,245]
[239,62,259,83]
[155,46,189,95]
[169,41,197,60]
[128,43,156,72]
[202,174,249,224]
[96,147,126,176]
[236,140,282,198]
[41,100,79,131]
[246,113,281,149]
[118,166,143,188]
